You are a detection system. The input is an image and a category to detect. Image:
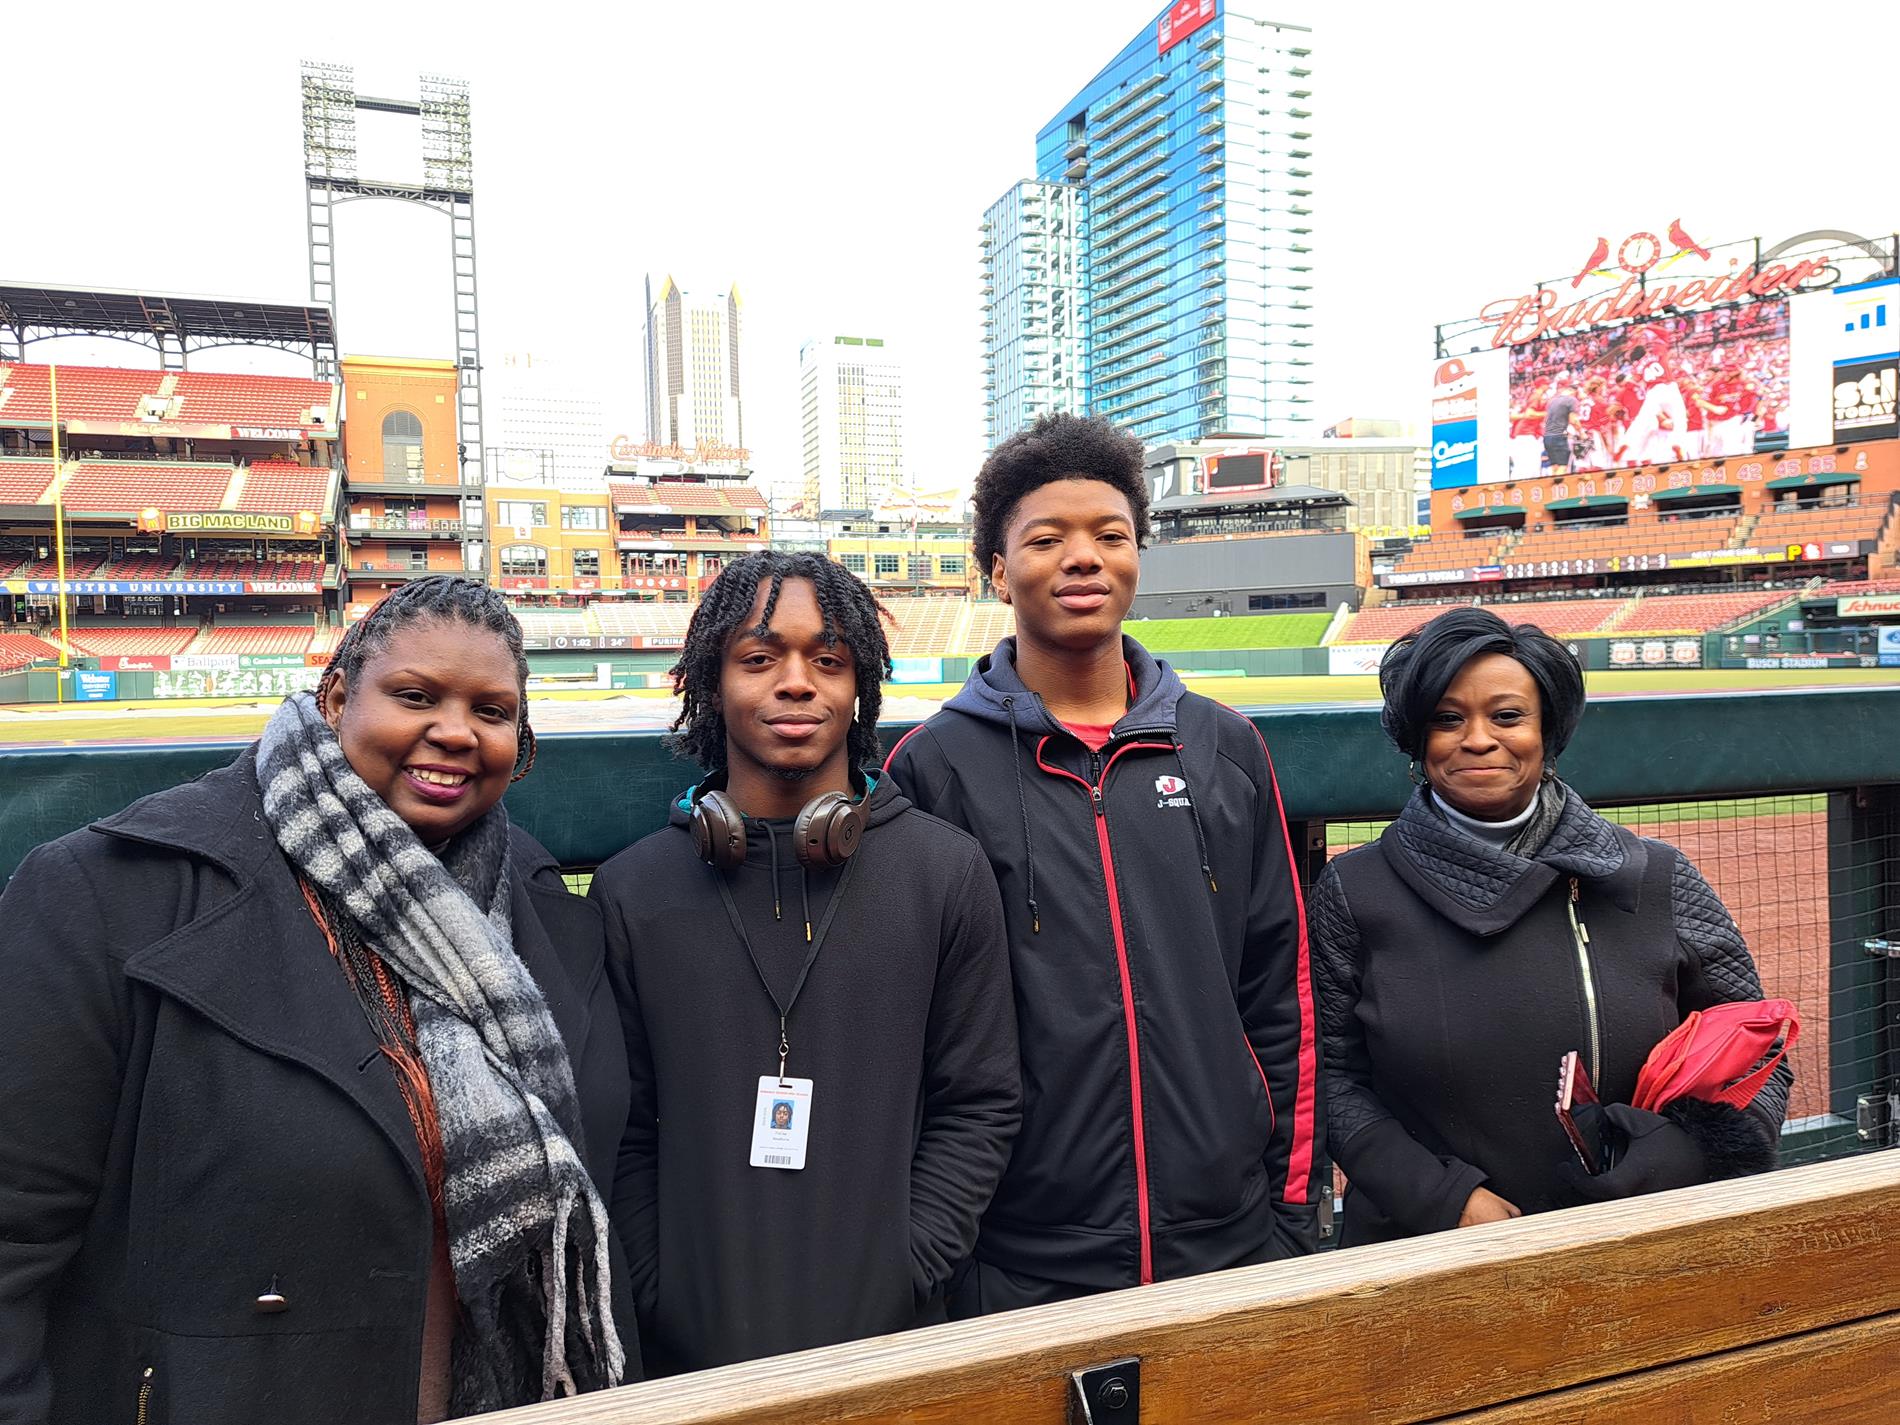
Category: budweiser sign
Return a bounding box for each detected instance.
[1478,221,1834,348]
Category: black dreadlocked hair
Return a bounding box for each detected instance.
[320,575,534,773]
[972,411,1150,575]
[668,551,892,776]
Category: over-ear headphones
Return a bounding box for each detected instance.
[690,788,864,872]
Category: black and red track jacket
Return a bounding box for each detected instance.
[885,636,1322,1291]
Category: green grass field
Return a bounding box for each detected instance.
[0,666,1892,749]
[1129,612,1332,650]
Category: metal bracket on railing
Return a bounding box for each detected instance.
[1857,1093,1898,1146]
[1067,1357,1140,1424]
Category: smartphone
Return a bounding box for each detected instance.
[1555,1050,1603,1175]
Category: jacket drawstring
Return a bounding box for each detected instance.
[1003,696,1041,933]
[762,819,783,922]
[1173,738,1218,893]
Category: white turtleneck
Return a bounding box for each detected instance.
[1435,790,1539,849]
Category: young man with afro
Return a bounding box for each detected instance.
[884,413,1323,1313]
[591,551,1019,1371]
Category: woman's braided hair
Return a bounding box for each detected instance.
[319,575,536,777]
[668,551,892,775]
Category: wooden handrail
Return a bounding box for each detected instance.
[484,1152,1900,1424]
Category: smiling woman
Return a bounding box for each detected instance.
[1310,606,1790,1250]
[0,575,640,1425]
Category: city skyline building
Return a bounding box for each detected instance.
[983,1,1315,448]
[643,274,746,453]
[980,180,1089,451]
[798,333,906,513]
[485,351,610,492]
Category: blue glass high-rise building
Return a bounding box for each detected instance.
[983,1,1313,446]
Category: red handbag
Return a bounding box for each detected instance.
[1631,998,1799,1113]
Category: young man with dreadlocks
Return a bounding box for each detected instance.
[883,413,1324,1314]
[591,551,1019,1374]
[0,576,635,1424]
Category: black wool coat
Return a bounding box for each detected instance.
[1311,785,1790,1247]
[0,749,637,1425]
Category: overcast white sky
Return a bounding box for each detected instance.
[5,0,1897,495]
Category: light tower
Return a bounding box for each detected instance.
[300,61,486,571]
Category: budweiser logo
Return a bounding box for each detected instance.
[1481,258,1831,348]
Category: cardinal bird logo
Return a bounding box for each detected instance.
[1571,237,1610,288]
[1668,218,1711,261]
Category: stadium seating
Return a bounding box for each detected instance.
[188,624,315,655]
[511,605,596,640]
[882,598,965,658]
[589,602,692,639]
[0,364,162,422]
[68,626,198,657]
[0,458,55,504]
[1505,518,1741,568]
[0,632,65,671]
[1613,591,1789,636]
[60,462,234,513]
[18,550,104,579]
[1339,598,1628,643]
[309,626,345,656]
[607,481,767,514]
[963,602,1016,653]
[1815,576,1900,598]
[236,459,333,512]
[1749,503,1889,549]
[96,552,180,579]
[170,371,336,429]
[1384,533,1511,577]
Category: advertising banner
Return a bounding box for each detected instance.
[1878,626,1900,669]
[72,670,118,701]
[170,653,242,672]
[96,655,173,672]
[889,657,945,685]
[24,579,247,597]
[1328,645,1389,675]
[1840,594,1900,618]
[1429,350,1509,489]
[1609,638,1703,668]
[1833,358,1899,442]
[153,665,322,699]
[1835,278,1897,362]
[1158,0,1216,53]
[1506,301,1790,476]
[239,653,311,669]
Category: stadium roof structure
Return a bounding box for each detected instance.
[1152,483,1350,513]
[0,283,338,379]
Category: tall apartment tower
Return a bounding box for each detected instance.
[980,181,1089,451]
[983,2,1314,447]
[799,335,905,513]
[644,274,745,452]
[486,351,609,491]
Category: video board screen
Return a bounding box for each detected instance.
[1207,452,1269,489]
[1504,302,1790,477]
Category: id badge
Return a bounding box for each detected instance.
[749,1076,814,1170]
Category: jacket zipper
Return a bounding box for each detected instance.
[1038,736,1171,1285]
[136,1366,154,1425]
[1567,877,1603,1086]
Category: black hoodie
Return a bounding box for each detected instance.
[884,637,1322,1293]
[590,774,1020,1375]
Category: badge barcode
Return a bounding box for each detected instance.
[762,1153,793,1166]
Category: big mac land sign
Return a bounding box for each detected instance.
[1477,221,1841,347]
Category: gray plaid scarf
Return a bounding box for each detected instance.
[257,692,623,1413]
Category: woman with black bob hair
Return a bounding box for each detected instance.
[0,575,635,1424]
[1310,606,1789,1245]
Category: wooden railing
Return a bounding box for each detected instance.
[485,1152,1900,1424]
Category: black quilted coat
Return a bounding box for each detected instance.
[1311,784,1789,1246]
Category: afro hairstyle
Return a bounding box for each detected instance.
[971,412,1150,574]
